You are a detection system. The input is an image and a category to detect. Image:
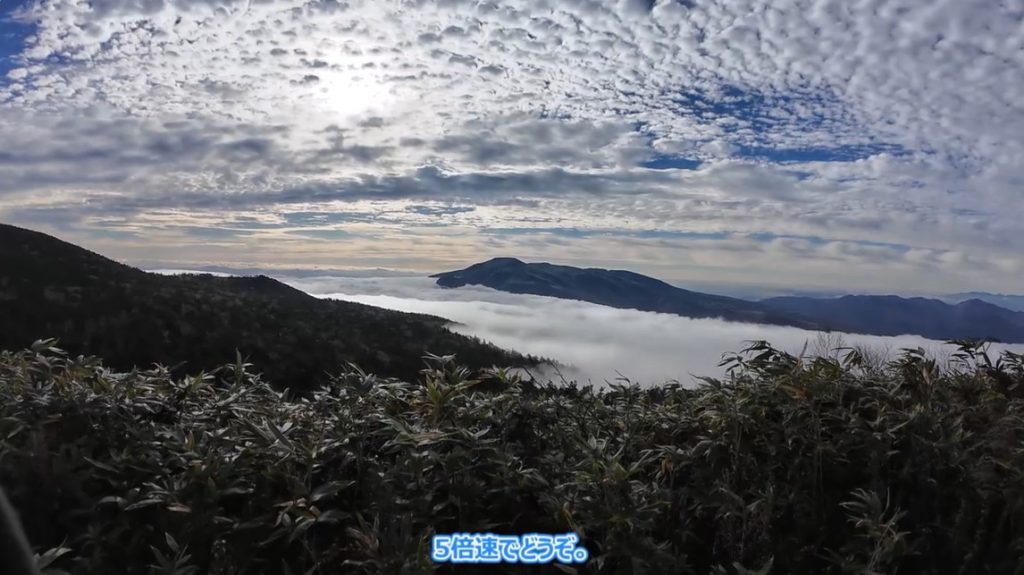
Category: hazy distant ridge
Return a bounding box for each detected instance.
[761,295,1024,343]
[433,257,822,330]
[943,292,1024,312]
[434,258,1024,343]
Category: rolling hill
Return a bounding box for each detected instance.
[943,291,1024,312]
[433,257,822,329]
[0,223,538,389]
[434,258,1024,343]
[760,295,1024,342]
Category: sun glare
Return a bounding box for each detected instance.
[314,71,394,124]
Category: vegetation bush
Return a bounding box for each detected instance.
[1,338,1023,574]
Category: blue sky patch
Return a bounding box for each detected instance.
[672,84,840,134]
[0,1,32,80]
[667,83,904,164]
[640,155,702,170]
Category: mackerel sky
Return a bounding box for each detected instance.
[0,0,1021,294]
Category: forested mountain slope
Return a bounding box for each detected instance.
[0,223,537,388]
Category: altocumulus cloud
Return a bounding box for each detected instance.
[281,276,1024,387]
[0,0,1022,294]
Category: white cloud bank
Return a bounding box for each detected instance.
[283,275,1024,387]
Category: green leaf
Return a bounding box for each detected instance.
[82,456,118,473]
[95,496,126,508]
[310,480,355,503]
[124,499,164,511]
[164,532,180,554]
[35,546,72,570]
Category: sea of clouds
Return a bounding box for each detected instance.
[276,275,1024,388]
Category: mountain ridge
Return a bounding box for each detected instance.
[761,294,1024,342]
[0,224,537,388]
[434,258,1024,343]
[943,291,1024,312]
[433,257,823,329]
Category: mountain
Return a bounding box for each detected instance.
[944,292,1024,313]
[433,258,1024,343]
[760,295,1024,342]
[432,258,822,329]
[0,224,537,389]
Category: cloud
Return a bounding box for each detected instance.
[5,0,1021,164]
[0,0,1021,293]
[279,275,1024,387]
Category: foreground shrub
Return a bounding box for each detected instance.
[1,339,1023,574]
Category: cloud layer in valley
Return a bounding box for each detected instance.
[280,275,1024,387]
[1,0,1022,293]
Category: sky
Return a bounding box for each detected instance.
[272,274,1024,386]
[1,0,1022,295]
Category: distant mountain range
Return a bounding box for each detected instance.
[943,292,1024,313]
[0,224,536,388]
[760,295,1024,342]
[433,257,822,330]
[434,258,1024,343]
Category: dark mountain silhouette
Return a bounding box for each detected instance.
[433,258,1024,343]
[943,292,1024,312]
[760,295,1024,342]
[432,257,822,329]
[0,224,537,389]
